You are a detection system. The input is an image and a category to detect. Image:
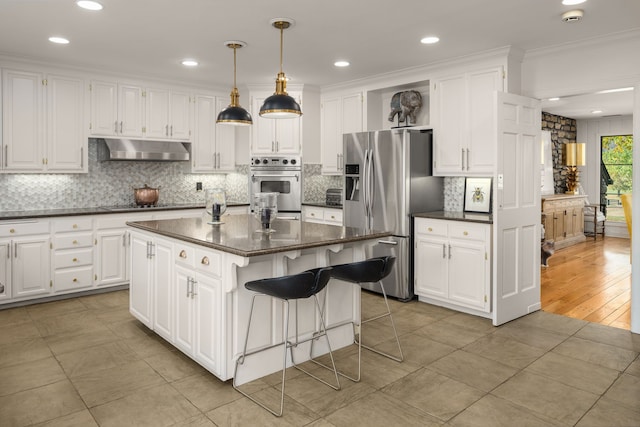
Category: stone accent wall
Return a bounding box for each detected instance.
[541,112,577,194]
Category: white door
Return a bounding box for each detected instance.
[90,80,118,136]
[129,233,153,327]
[170,91,191,140]
[95,229,127,286]
[174,265,194,354]
[320,97,341,174]
[432,74,465,175]
[414,235,448,298]
[0,241,11,301]
[449,239,488,311]
[2,69,44,171]
[118,84,143,137]
[47,74,85,172]
[194,274,221,374]
[467,68,502,174]
[193,95,216,171]
[251,96,276,154]
[145,88,170,139]
[13,236,50,298]
[274,116,301,154]
[493,92,541,326]
[215,97,236,171]
[153,239,174,342]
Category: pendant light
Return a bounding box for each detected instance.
[259,18,302,119]
[216,41,252,126]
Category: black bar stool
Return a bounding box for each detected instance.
[233,267,341,417]
[312,256,403,382]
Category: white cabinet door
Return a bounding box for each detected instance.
[448,239,488,311]
[194,273,221,374]
[414,235,448,299]
[95,229,127,286]
[90,80,118,136]
[250,94,301,154]
[193,95,216,171]
[129,233,153,327]
[341,92,363,134]
[174,265,195,354]
[432,74,466,175]
[0,241,11,301]
[118,84,143,137]
[466,68,501,174]
[215,98,236,171]
[251,96,276,154]
[321,97,341,174]
[12,236,50,298]
[47,74,85,172]
[145,88,170,139]
[170,91,191,140]
[2,69,44,171]
[153,239,174,342]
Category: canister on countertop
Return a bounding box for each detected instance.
[325,188,343,206]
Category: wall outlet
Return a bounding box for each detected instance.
[196,182,203,191]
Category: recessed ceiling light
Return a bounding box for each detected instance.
[562,0,587,5]
[548,97,560,101]
[591,110,603,114]
[76,1,103,11]
[420,36,440,44]
[596,87,634,94]
[48,36,69,44]
[181,59,198,67]
[334,61,350,67]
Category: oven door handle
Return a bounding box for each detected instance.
[251,173,299,182]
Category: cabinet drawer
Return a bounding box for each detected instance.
[53,218,93,233]
[54,232,93,249]
[54,266,93,292]
[175,245,196,267]
[54,248,94,269]
[304,207,324,222]
[195,248,221,277]
[0,220,50,237]
[414,218,447,237]
[324,209,343,224]
[449,223,487,241]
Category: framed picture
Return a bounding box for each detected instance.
[464,177,492,213]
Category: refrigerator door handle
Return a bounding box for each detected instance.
[367,148,375,229]
[363,148,370,221]
[378,240,398,245]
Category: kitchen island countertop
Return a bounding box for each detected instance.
[127,214,390,257]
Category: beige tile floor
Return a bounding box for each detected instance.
[0,289,639,427]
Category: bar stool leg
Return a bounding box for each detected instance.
[358,282,404,363]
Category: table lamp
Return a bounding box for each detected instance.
[564,142,585,194]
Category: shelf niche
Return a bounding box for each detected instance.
[366,80,430,131]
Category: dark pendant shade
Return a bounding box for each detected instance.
[259,93,302,118]
[216,105,253,126]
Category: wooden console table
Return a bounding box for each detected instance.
[542,194,587,249]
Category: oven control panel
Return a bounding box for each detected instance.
[251,156,301,169]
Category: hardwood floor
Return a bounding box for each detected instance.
[541,236,631,330]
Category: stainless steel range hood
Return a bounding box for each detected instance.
[96,138,190,161]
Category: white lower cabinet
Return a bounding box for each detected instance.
[414,217,491,314]
[303,206,343,226]
[52,218,93,293]
[129,231,172,328]
[95,229,128,286]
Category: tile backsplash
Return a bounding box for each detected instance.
[0,141,345,211]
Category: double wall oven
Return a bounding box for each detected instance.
[249,156,302,220]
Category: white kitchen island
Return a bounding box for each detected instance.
[127,214,390,385]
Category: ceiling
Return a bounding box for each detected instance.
[0,0,638,119]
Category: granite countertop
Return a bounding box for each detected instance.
[302,202,343,209]
[0,203,250,221]
[413,211,493,224]
[127,214,390,257]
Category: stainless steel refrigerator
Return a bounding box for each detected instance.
[343,129,444,300]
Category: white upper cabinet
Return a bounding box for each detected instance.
[1,69,86,173]
[145,88,191,140]
[250,92,301,155]
[191,95,236,173]
[321,91,363,175]
[90,80,143,137]
[432,67,503,176]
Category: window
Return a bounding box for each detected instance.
[601,135,633,222]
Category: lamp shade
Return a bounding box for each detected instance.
[216,105,253,126]
[564,143,586,166]
[259,93,302,118]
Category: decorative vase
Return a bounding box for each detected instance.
[205,188,227,224]
[253,192,278,232]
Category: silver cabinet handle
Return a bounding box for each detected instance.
[122,233,126,247]
[14,243,18,258]
[165,124,169,136]
[115,120,118,134]
[191,279,197,298]
[170,125,173,137]
[4,145,7,167]
[81,147,84,168]
[448,244,452,259]
[276,141,279,152]
[186,277,191,298]
[5,243,10,259]
[213,153,216,169]
[272,141,275,152]
[217,152,220,169]
[120,121,123,134]
[461,148,465,171]
[442,243,446,258]
[466,148,470,170]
